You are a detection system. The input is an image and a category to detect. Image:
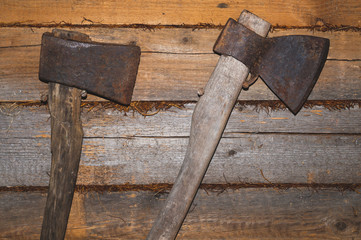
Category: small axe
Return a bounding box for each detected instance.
[147,10,329,239]
[38,29,140,240]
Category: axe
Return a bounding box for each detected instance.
[147,10,329,239]
[38,29,140,240]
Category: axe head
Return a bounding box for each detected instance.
[214,18,330,114]
[39,30,141,105]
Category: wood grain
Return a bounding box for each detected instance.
[1,104,360,139]
[0,47,360,102]
[1,133,360,187]
[1,28,360,60]
[1,27,359,102]
[1,189,360,239]
[41,83,83,240]
[1,0,360,26]
[1,103,360,186]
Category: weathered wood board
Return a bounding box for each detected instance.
[1,189,360,239]
[1,104,361,138]
[0,28,360,101]
[1,103,360,186]
[1,0,360,26]
[1,104,361,186]
[2,28,360,59]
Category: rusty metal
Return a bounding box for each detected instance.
[39,31,141,105]
[214,18,330,114]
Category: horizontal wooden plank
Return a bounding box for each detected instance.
[1,28,359,59]
[1,133,360,186]
[1,0,360,26]
[0,47,360,102]
[1,104,360,138]
[1,27,359,102]
[1,189,360,239]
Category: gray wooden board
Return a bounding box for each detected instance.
[1,189,360,239]
[0,27,360,101]
[1,104,360,186]
[1,104,360,139]
[1,133,360,186]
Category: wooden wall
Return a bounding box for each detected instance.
[1,1,360,239]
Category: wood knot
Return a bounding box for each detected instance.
[227,150,237,156]
[217,3,229,8]
[335,221,347,232]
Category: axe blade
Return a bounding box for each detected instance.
[214,18,330,114]
[260,35,330,114]
[39,32,141,105]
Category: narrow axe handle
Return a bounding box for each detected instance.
[40,83,83,240]
[147,10,270,240]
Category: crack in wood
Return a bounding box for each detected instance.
[0,100,360,116]
[1,183,360,193]
[1,22,360,32]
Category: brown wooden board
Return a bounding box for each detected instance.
[2,28,359,59]
[1,0,360,26]
[0,48,360,102]
[1,189,360,239]
[0,28,360,102]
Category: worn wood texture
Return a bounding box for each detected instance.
[1,28,360,59]
[1,189,360,239]
[41,83,83,240]
[1,133,361,187]
[1,104,361,186]
[147,11,271,239]
[1,0,360,26]
[1,104,361,138]
[0,28,360,102]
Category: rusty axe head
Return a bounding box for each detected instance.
[39,29,141,105]
[214,18,330,114]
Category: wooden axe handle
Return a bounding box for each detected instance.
[41,83,83,240]
[40,29,87,240]
[147,10,270,240]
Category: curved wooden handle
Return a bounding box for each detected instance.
[147,10,271,240]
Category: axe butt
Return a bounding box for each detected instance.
[147,10,271,240]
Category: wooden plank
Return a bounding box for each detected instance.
[1,133,360,186]
[0,47,360,102]
[1,28,360,60]
[1,189,360,239]
[1,27,359,101]
[1,0,360,26]
[1,104,361,139]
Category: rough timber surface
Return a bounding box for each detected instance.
[0,28,360,102]
[1,131,361,186]
[0,44,360,101]
[1,189,360,239]
[1,0,360,26]
[1,103,361,186]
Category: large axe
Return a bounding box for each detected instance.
[147,10,329,239]
[38,29,140,239]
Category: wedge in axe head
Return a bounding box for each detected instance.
[39,29,140,240]
[147,10,329,240]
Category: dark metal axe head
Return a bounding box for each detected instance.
[214,18,330,114]
[39,29,141,105]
